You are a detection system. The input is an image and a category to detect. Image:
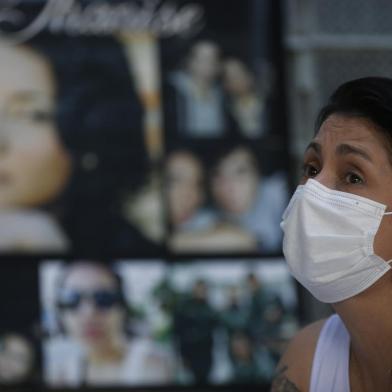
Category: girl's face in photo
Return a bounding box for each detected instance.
[0,44,72,209]
[59,264,125,351]
[223,59,253,96]
[211,148,259,215]
[166,151,204,226]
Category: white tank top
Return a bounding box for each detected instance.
[310,314,350,392]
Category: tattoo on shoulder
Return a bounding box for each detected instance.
[270,365,302,392]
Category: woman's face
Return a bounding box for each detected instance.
[211,147,259,215]
[301,114,392,262]
[0,335,33,383]
[166,151,204,226]
[59,263,125,351]
[223,59,253,96]
[188,41,221,83]
[0,44,71,209]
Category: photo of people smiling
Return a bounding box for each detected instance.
[165,139,288,255]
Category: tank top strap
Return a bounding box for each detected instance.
[310,314,350,392]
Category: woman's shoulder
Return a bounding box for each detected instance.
[270,318,328,392]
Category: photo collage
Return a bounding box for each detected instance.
[0,0,299,391]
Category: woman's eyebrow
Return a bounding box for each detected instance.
[305,141,321,154]
[336,143,373,162]
[8,90,50,104]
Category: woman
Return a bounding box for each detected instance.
[44,261,173,387]
[0,31,159,255]
[209,141,288,254]
[273,77,392,391]
[222,58,267,138]
[163,39,238,141]
[166,148,209,231]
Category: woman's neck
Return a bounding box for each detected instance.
[333,273,392,391]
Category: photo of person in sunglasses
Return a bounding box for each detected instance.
[42,261,174,387]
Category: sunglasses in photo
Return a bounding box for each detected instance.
[57,289,123,311]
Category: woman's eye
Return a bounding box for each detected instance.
[346,172,364,184]
[302,163,319,178]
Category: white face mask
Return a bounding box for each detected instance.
[280,179,392,303]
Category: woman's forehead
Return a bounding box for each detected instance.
[314,114,389,149]
[0,44,55,98]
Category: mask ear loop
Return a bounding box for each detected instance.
[381,211,392,264]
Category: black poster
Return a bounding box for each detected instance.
[0,1,297,391]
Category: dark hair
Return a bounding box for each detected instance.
[316,77,392,158]
[205,138,262,175]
